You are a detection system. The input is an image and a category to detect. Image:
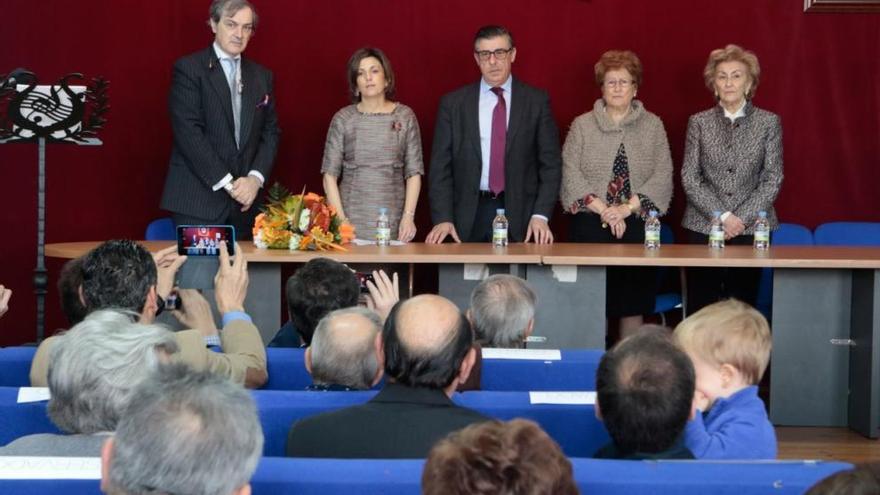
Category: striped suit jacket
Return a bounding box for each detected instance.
[160,46,280,221]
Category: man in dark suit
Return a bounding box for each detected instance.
[427,25,561,244]
[160,0,280,238]
[286,294,489,458]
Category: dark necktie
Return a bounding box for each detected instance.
[489,86,506,195]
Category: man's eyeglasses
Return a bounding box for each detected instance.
[475,48,514,62]
[604,79,633,89]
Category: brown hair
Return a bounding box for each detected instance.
[422,419,578,495]
[347,47,396,103]
[594,50,643,88]
[703,44,761,99]
[674,299,771,384]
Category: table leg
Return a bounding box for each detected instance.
[848,269,880,438]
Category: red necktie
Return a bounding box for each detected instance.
[489,87,506,195]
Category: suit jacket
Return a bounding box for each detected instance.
[681,103,783,234]
[429,78,562,242]
[160,46,280,221]
[286,382,490,458]
[29,319,267,387]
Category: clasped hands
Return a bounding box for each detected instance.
[721,214,746,240]
[227,176,261,212]
[596,202,633,239]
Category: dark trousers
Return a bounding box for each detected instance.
[467,193,505,242]
[173,206,257,241]
[570,212,656,317]
[685,229,761,314]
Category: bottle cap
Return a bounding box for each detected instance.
[713,211,722,217]
[758,211,767,218]
[649,210,658,217]
[379,207,388,214]
[496,208,505,215]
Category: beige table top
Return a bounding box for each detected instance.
[45,241,880,269]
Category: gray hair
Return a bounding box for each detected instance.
[310,307,382,390]
[47,310,178,434]
[107,363,263,495]
[209,0,259,29]
[470,275,537,348]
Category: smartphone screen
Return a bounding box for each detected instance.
[176,225,235,256]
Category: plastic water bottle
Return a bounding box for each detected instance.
[709,211,725,249]
[644,210,661,249]
[754,211,770,250]
[375,208,390,246]
[492,209,508,247]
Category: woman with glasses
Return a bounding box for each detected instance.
[322,47,424,242]
[560,50,673,339]
[681,44,783,314]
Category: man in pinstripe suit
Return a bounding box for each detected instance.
[160,0,280,239]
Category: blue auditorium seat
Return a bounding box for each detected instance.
[0,347,36,387]
[0,457,853,495]
[814,221,880,246]
[144,217,176,241]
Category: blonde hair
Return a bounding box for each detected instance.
[702,44,761,99]
[674,299,771,384]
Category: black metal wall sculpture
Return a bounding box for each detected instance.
[0,69,109,341]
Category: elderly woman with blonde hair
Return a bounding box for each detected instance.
[560,49,673,338]
[681,44,783,314]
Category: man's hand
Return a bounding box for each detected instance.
[524,217,554,244]
[214,242,248,314]
[153,246,187,299]
[0,284,11,319]
[365,270,399,323]
[171,288,217,336]
[397,216,417,243]
[232,176,261,212]
[723,214,746,240]
[425,222,461,244]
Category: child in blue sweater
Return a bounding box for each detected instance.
[674,299,777,459]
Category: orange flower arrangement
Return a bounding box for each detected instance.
[252,184,354,251]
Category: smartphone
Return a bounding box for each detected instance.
[177,225,235,256]
[163,291,182,311]
[354,272,375,293]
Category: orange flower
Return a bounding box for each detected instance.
[338,222,355,244]
[302,192,322,208]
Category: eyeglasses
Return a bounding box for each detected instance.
[715,72,745,83]
[475,48,514,62]
[604,79,633,89]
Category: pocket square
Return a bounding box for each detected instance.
[257,94,271,108]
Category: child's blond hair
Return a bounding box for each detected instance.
[674,299,771,384]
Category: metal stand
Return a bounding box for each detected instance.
[34,138,48,341]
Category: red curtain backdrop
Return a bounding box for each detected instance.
[1,0,878,344]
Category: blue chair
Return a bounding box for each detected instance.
[814,222,880,246]
[653,224,682,324]
[755,223,813,318]
[144,217,176,240]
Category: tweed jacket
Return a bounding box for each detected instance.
[681,103,783,234]
[560,99,673,215]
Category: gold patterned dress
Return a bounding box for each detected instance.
[321,103,424,239]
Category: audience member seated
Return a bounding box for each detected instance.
[422,419,579,495]
[468,274,536,348]
[674,299,776,459]
[30,239,267,388]
[805,463,880,495]
[286,294,489,458]
[0,311,177,456]
[101,363,263,495]
[269,258,362,347]
[594,329,696,459]
[58,257,88,326]
[305,307,384,391]
[0,282,10,320]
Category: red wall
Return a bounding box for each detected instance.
[1,0,878,345]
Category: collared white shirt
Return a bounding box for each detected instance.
[210,43,264,192]
[723,101,747,123]
[478,76,512,191]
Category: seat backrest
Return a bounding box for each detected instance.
[144,217,176,241]
[773,223,814,245]
[814,222,880,246]
[0,347,37,387]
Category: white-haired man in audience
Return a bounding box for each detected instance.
[0,311,178,456]
[305,307,384,391]
[29,239,267,388]
[101,363,263,495]
[468,274,536,348]
[0,283,10,319]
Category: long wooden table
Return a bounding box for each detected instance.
[46,241,880,437]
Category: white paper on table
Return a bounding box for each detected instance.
[17,387,51,403]
[529,391,596,405]
[481,348,562,361]
[0,457,101,479]
[551,265,578,283]
[463,263,489,281]
[351,239,406,246]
